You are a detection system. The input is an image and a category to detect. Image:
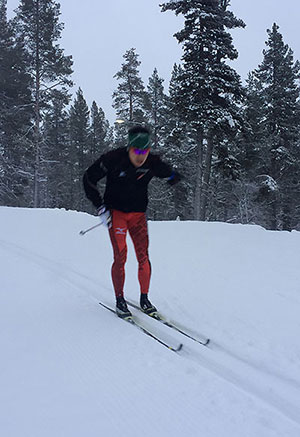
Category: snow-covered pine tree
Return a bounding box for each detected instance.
[241,72,266,175]
[85,101,111,214]
[161,0,245,221]
[145,68,167,150]
[228,72,269,226]
[68,88,90,211]
[0,0,32,206]
[251,23,300,230]
[89,101,110,161]
[14,0,73,208]
[162,63,194,220]
[41,89,71,208]
[112,48,147,147]
[144,68,171,219]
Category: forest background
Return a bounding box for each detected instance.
[1,0,300,230]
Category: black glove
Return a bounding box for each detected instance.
[167,171,182,186]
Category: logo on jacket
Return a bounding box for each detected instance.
[119,171,126,177]
[136,169,149,180]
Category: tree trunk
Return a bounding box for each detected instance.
[33,97,40,208]
[33,0,41,208]
[129,77,133,121]
[194,129,204,220]
[200,132,214,221]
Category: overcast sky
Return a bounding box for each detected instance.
[7,0,300,123]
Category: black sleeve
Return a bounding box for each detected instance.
[151,155,182,185]
[83,155,108,208]
[151,155,173,178]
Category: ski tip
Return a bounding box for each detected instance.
[173,343,183,352]
[204,339,210,346]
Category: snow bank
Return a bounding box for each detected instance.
[1,207,300,437]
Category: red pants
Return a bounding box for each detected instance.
[109,210,151,298]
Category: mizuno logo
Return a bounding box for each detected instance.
[116,227,126,235]
[119,171,126,177]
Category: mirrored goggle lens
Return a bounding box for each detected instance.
[133,148,149,155]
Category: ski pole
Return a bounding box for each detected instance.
[79,222,102,236]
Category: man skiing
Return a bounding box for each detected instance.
[83,125,181,318]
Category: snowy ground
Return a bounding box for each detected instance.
[1,206,300,437]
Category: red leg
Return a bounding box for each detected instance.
[109,210,128,298]
[128,213,151,295]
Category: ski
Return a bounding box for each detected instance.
[99,301,183,353]
[127,300,210,346]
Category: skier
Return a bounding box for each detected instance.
[83,125,181,318]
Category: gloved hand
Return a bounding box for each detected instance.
[97,205,112,228]
[167,171,182,186]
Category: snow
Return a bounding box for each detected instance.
[1,206,300,437]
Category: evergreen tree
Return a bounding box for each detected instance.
[112,48,147,147]
[241,73,266,174]
[164,63,189,161]
[161,0,245,220]
[144,68,171,219]
[68,88,90,211]
[145,68,167,149]
[41,89,70,208]
[251,23,300,230]
[0,0,33,206]
[89,101,110,161]
[14,0,73,207]
[229,73,268,225]
[163,63,194,220]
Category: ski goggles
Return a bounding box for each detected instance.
[133,148,150,155]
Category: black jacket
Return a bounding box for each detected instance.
[83,147,178,213]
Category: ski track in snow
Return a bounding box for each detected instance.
[181,344,300,427]
[1,237,300,430]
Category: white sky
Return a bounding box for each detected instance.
[7,0,300,123]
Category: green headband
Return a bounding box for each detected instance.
[128,132,151,150]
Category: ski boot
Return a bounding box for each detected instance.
[116,297,132,319]
[140,294,157,315]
